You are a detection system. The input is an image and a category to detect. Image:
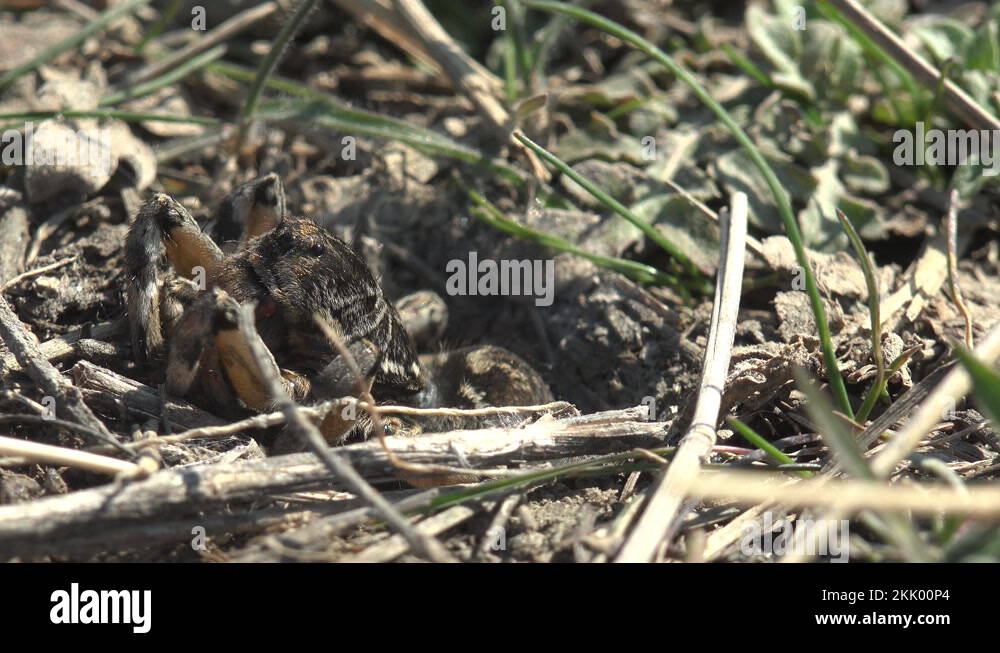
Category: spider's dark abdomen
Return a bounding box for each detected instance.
[214,216,424,398]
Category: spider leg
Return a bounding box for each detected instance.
[163,287,383,444]
[311,338,380,399]
[212,173,286,250]
[310,338,380,443]
[164,289,231,397]
[169,289,296,413]
[223,300,379,443]
[213,295,289,413]
[125,194,223,360]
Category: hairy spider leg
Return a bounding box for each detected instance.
[212,173,286,251]
[125,194,223,360]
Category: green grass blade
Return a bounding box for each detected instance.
[0,109,219,126]
[513,131,704,277]
[465,186,687,289]
[835,208,884,423]
[415,443,797,516]
[99,44,227,107]
[501,0,532,92]
[134,0,183,54]
[852,345,922,428]
[423,445,679,513]
[239,0,320,136]
[257,99,527,185]
[799,363,933,561]
[502,16,519,102]
[923,58,958,126]
[727,416,812,478]
[721,43,774,87]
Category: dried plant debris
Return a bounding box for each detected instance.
[0,0,999,565]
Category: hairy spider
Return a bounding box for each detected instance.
[123,174,551,444]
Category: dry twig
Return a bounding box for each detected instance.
[343,503,480,563]
[1,321,119,375]
[688,469,1000,517]
[71,360,227,431]
[0,410,664,558]
[944,189,974,349]
[826,0,1000,131]
[0,434,138,476]
[0,296,124,453]
[230,488,441,562]
[392,0,510,138]
[0,257,77,293]
[615,193,748,562]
